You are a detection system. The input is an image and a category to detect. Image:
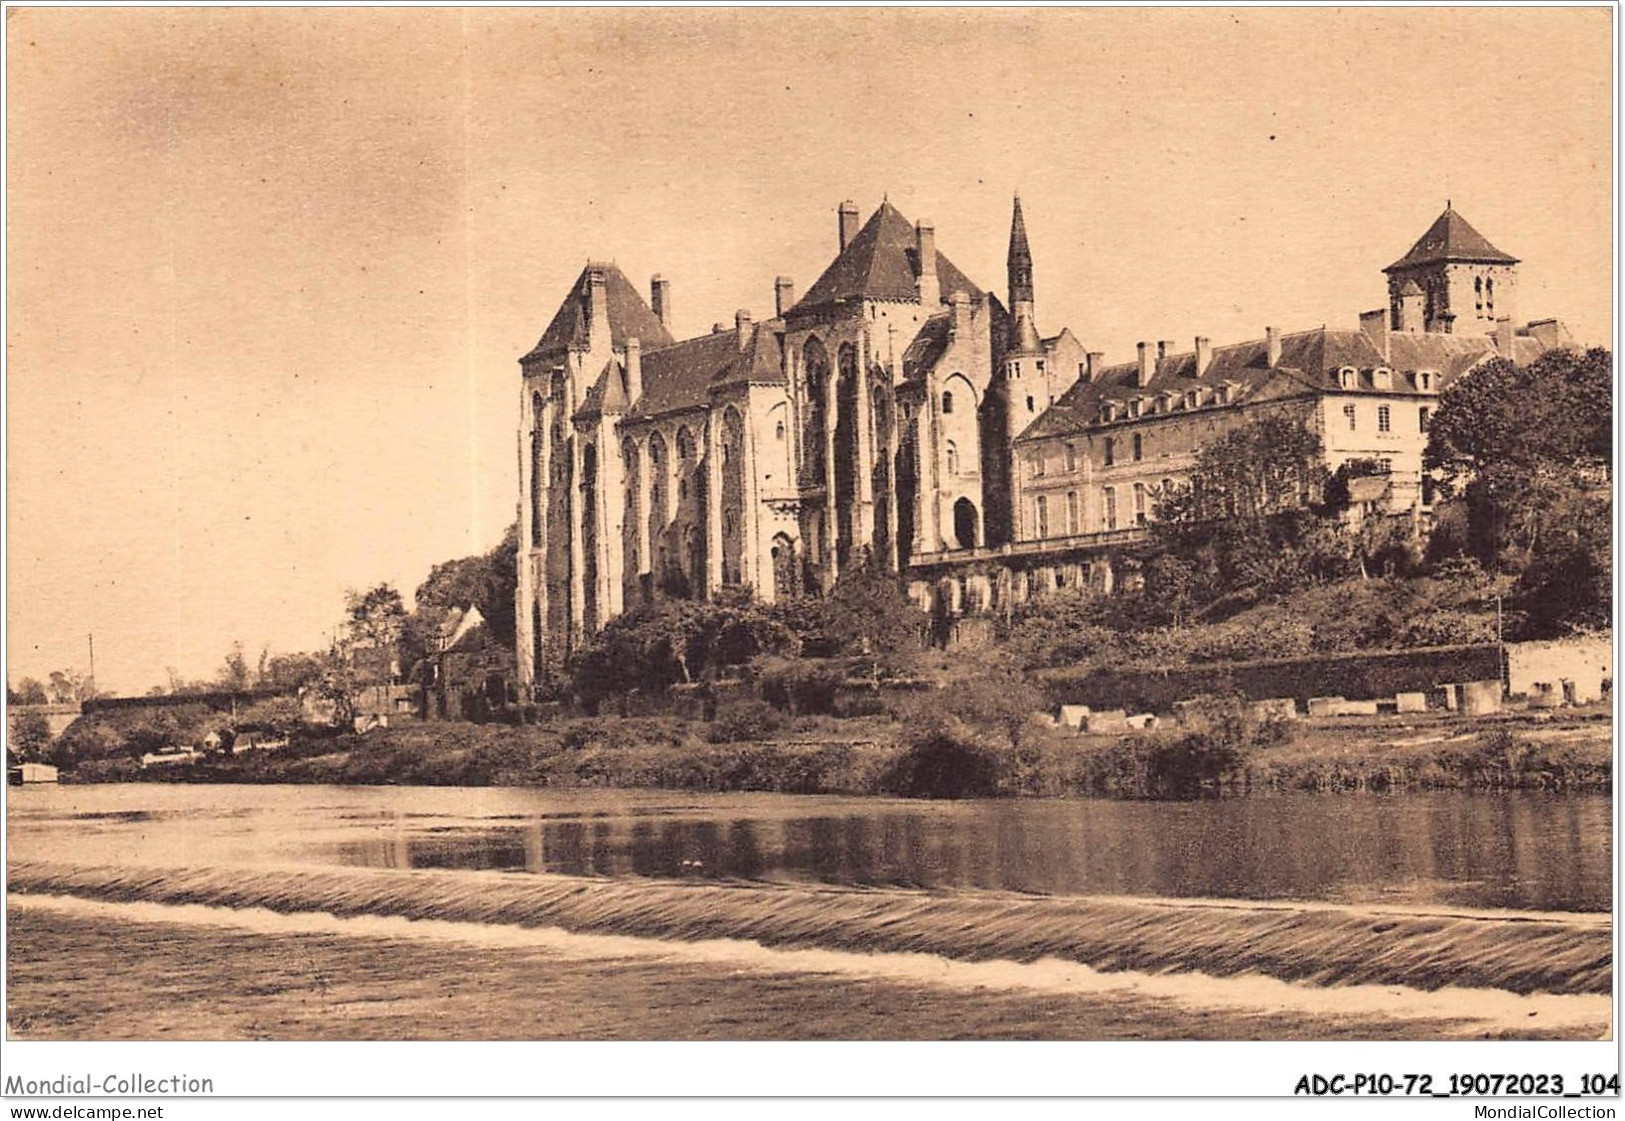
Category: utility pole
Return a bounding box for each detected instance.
[87,633,96,696]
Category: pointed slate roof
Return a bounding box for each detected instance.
[1007,195,1033,272]
[623,321,786,420]
[522,263,675,364]
[1385,207,1518,272]
[794,201,983,311]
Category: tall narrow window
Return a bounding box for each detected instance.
[941,391,954,414]
[1343,403,1357,431]
[1475,275,1484,315]
[1418,406,1430,432]
[1103,437,1115,467]
[1026,395,1035,413]
[946,441,959,476]
[1035,495,1049,538]
[1132,433,1144,461]
[1377,405,1391,433]
[1064,443,1078,472]
[1103,487,1117,531]
[1485,276,1495,314]
[1066,491,1079,535]
[1133,482,1147,525]
[1032,450,1046,478]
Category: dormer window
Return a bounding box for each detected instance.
[1184,389,1200,410]
[1414,369,1437,393]
[1372,366,1392,390]
[1128,397,1144,418]
[1337,365,1358,390]
[1158,392,1175,413]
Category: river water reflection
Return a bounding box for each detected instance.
[7,784,1611,912]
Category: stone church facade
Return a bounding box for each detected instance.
[516,199,1569,685]
[516,198,1074,685]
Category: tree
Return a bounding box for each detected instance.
[1426,347,1612,565]
[343,584,407,682]
[8,677,48,705]
[309,650,364,729]
[264,652,325,690]
[8,710,52,763]
[409,524,519,650]
[1168,411,1327,525]
[219,641,252,691]
[823,552,925,673]
[46,669,97,705]
[567,590,799,710]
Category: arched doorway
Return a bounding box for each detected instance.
[952,497,978,550]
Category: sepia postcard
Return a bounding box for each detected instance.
[3,4,1616,1112]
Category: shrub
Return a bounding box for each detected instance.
[879,726,1004,799]
[706,699,782,743]
[753,656,846,715]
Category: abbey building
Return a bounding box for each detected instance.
[515,198,1570,686]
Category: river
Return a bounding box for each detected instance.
[6,783,1610,912]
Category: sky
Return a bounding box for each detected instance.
[6,7,1613,695]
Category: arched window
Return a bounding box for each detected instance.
[945,441,959,476]
[775,420,785,440]
[941,391,954,414]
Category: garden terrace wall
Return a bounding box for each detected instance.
[1036,644,1503,713]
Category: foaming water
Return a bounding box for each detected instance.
[10,892,1610,1037]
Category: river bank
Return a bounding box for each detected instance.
[62,705,1613,798]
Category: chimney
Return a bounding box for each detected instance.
[1158,339,1177,362]
[1135,342,1154,388]
[1085,351,1104,382]
[712,322,728,334]
[1359,309,1390,363]
[650,275,673,332]
[1493,316,1516,359]
[915,220,939,307]
[735,309,753,349]
[774,276,795,318]
[949,290,971,334]
[1265,326,1282,369]
[1194,337,1213,377]
[585,267,610,350]
[624,338,642,403]
[838,200,860,251]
